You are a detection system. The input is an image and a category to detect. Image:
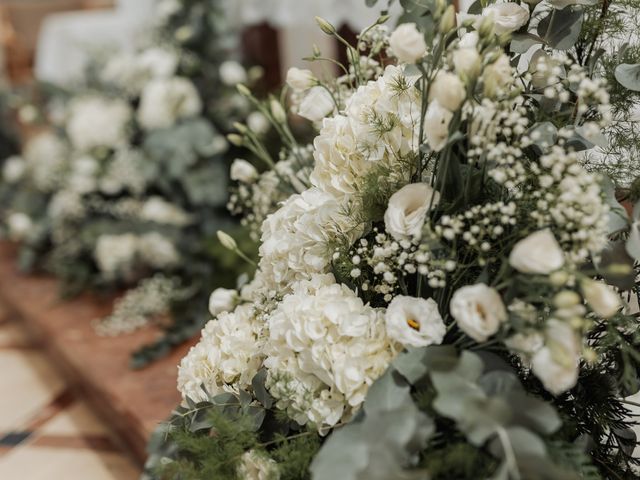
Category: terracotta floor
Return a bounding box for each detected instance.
[0,305,140,480]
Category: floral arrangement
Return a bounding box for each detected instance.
[150,0,640,478]
[0,0,260,366]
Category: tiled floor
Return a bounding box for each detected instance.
[0,303,140,480]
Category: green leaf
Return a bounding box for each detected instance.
[510,33,543,54]
[595,241,636,290]
[615,63,640,91]
[392,345,458,385]
[599,175,628,234]
[251,369,273,409]
[365,0,379,6]
[625,221,640,261]
[364,368,411,415]
[537,7,583,51]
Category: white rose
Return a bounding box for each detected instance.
[247,111,270,134]
[429,71,466,111]
[286,67,315,91]
[208,288,239,317]
[385,295,446,347]
[384,183,439,241]
[450,283,507,342]
[424,100,453,152]
[389,23,427,64]
[452,48,482,80]
[581,280,620,318]
[297,86,335,122]
[231,159,259,183]
[531,320,580,395]
[482,54,514,98]
[509,229,565,275]
[3,156,26,183]
[237,450,280,480]
[219,60,247,86]
[7,212,33,241]
[482,3,530,35]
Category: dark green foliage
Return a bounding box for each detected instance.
[421,442,499,479]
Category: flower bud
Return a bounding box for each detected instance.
[478,15,495,38]
[270,99,287,124]
[439,5,456,34]
[217,231,238,251]
[233,122,248,134]
[553,290,581,309]
[236,83,252,97]
[549,270,569,287]
[315,17,336,35]
[227,134,244,146]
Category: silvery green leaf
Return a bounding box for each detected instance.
[599,174,628,234]
[528,122,557,153]
[478,371,520,396]
[596,241,636,290]
[574,125,608,149]
[392,345,458,384]
[615,63,640,91]
[510,33,543,54]
[625,221,640,261]
[537,7,583,51]
[515,396,562,435]
[365,0,379,6]
[364,368,411,415]
[251,369,273,409]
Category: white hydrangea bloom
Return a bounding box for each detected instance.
[263,274,397,430]
[23,132,69,192]
[258,188,357,291]
[100,149,149,196]
[137,76,202,130]
[310,65,421,203]
[177,304,264,402]
[137,232,180,269]
[66,96,132,151]
[237,450,279,480]
[94,233,139,277]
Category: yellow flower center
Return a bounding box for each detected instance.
[407,318,420,331]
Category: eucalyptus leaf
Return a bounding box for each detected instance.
[625,221,640,261]
[595,241,636,290]
[599,174,628,234]
[615,63,640,91]
[510,33,543,54]
[537,7,583,51]
[251,369,273,409]
[364,368,411,415]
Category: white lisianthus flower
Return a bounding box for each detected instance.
[429,71,466,111]
[424,100,453,152]
[505,331,544,358]
[297,86,335,122]
[231,159,259,183]
[177,304,263,402]
[450,283,507,342]
[286,67,315,91]
[7,212,33,241]
[509,229,565,275]
[237,450,280,480]
[137,77,202,130]
[459,31,480,49]
[482,3,530,35]
[247,111,270,134]
[385,296,446,347]
[219,60,248,86]
[581,280,620,318]
[3,156,26,183]
[384,183,439,241]
[482,54,514,98]
[67,96,132,151]
[531,320,581,395]
[452,48,481,80]
[388,23,427,63]
[208,288,239,317]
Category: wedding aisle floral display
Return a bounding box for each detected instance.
[0,0,260,366]
[149,0,640,478]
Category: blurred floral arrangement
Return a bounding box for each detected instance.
[145,0,640,478]
[0,0,264,366]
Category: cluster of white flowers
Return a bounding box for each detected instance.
[99,148,150,196]
[137,76,202,130]
[66,96,132,152]
[177,304,264,403]
[228,146,314,241]
[94,232,180,278]
[310,65,421,204]
[23,132,69,192]
[264,274,397,429]
[258,187,357,292]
